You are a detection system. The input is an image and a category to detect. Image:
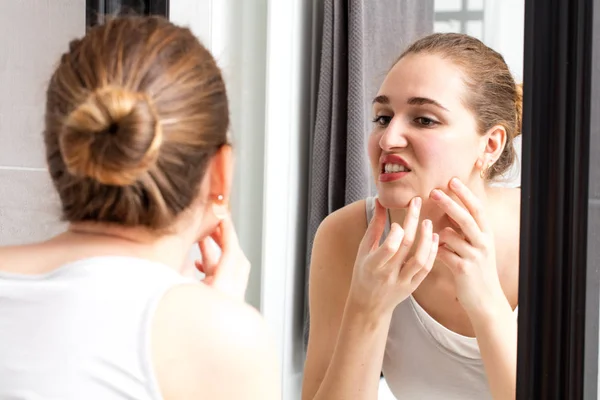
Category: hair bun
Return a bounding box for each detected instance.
[58,86,162,186]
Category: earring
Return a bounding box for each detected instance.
[211,194,228,220]
[480,162,492,179]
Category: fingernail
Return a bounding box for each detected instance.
[430,189,442,200]
[450,178,460,189]
[433,233,439,243]
[423,219,431,228]
[414,197,422,208]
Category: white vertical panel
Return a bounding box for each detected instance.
[172,2,314,397]
[209,0,268,310]
[170,1,267,310]
[261,0,313,397]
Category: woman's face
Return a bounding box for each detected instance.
[368,53,486,209]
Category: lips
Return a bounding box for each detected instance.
[379,154,412,183]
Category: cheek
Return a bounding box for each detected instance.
[413,137,447,168]
[414,134,477,179]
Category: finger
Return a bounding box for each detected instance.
[213,215,240,253]
[194,260,205,274]
[394,197,422,261]
[202,275,215,285]
[448,177,491,233]
[430,189,483,247]
[199,237,220,273]
[398,219,432,281]
[436,245,465,275]
[438,227,474,258]
[358,198,388,254]
[411,233,439,286]
[212,217,250,288]
[209,224,223,245]
[368,222,405,268]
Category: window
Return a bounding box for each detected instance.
[86,0,169,27]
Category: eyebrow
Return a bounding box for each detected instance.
[372,95,449,112]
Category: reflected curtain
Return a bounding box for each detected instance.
[304,0,434,346]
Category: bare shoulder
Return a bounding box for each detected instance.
[311,199,369,267]
[309,199,370,292]
[152,283,280,400]
[0,243,58,274]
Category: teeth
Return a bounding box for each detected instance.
[384,163,409,173]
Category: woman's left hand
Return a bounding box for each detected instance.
[430,177,509,322]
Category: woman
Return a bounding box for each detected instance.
[0,16,279,400]
[303,33,521,400]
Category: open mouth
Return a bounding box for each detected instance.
[381,163,412,174]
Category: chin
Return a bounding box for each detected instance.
[376,189,413,210]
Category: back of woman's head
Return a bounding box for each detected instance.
[398,33,522,181]
[45,16,229,230]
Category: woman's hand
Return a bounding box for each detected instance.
[194,215,251,302]
[430,177,510,321]
[348,197,439,316]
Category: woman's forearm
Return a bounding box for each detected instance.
[472,302,517,400]
[312,298,393,400]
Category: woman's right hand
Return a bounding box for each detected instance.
[194,215,251,302]
[348,197,439,316]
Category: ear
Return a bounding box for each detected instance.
[481,124,507,164]
[207,144,234,207]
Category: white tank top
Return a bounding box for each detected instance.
[0,256,194,400]
[365,197,518,400]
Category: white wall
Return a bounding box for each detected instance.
[0,0,82,245]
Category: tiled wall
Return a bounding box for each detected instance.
[0,1,85,245]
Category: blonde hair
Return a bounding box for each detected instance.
[44,16,229,229]
[398,33,523,180]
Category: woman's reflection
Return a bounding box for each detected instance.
[303,33,522,400]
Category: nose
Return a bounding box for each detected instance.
[378,118,409,151]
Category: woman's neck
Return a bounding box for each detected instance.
[51,222,198,274]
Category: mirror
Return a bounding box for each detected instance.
[302,1,526,399]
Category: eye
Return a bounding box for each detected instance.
[372,115,392,127]
[414,117,439,127]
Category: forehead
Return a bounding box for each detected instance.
[377,53,467,108]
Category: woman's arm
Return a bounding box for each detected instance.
[431,178,517,400]
[472,303,517,400]
[303,198,438,400]
[302,201,387,400]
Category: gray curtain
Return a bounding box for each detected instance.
[304,0,434,346]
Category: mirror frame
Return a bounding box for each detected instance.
[517,0,596,397]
